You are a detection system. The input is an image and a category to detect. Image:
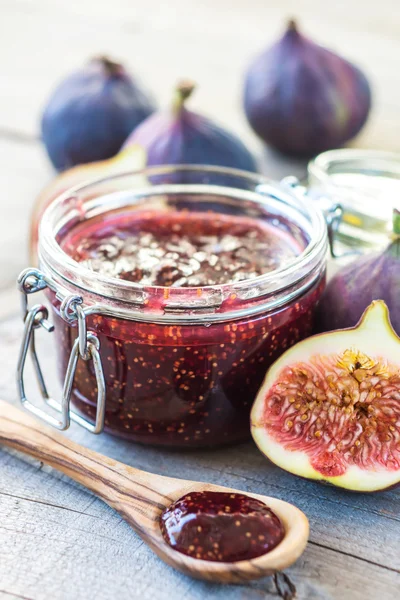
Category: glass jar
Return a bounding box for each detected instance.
[308,149,400,252]
[17,166,327,448]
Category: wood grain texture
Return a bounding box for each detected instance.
[0,400,309,584]
[1,0,400,598]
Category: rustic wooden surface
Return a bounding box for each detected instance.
[0,400,310,585]
[0,1,400,599]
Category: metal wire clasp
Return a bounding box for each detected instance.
[279,176,344,259]
[16,268,106,433]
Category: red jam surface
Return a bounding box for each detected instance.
[61,210,301,286]
[160,491,285,562]
[52,208,325,447]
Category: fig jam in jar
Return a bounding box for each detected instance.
[33,166,327,447]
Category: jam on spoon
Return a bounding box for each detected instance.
[1,401,309,582]
[160,491,285,562]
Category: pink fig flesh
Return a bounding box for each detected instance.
[251,301,400,492]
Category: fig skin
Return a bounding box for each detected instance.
[251,301,400,492]
[316,239,400,336]
[41,57,155,171]
[243,20,372,156]
[125,81,258,172]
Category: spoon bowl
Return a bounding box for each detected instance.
[0,400,309,583]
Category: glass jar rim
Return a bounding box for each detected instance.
[308,149,400,249]
[38,164,327,321]
[308,148,400,183]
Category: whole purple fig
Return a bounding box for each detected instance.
[244,20,372,156]
[125,81,257,172]
[316,215,400,335]
[41,56,155,171]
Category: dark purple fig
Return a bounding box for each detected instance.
[41,56,155,171]
[316,212,400,335]
[243,20,372,157]
[124,81,258,172]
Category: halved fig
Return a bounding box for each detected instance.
[251,301,400,492]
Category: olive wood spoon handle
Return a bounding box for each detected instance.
[0,400,309,583]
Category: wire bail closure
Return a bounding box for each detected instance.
[279,176,344,258]
[16,268,106,433]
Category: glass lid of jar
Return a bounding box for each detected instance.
[308,149,400,251]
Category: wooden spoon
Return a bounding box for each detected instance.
[0,400,309,583]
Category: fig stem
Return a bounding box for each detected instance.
[287,18,298,31]
[172,80,196,113]
[94,56,123,77]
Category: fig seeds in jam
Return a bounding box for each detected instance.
[160,491,285,562]
[61,210,302,287]
[51,204,325,447]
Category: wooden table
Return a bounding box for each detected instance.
[0,2,399,599]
